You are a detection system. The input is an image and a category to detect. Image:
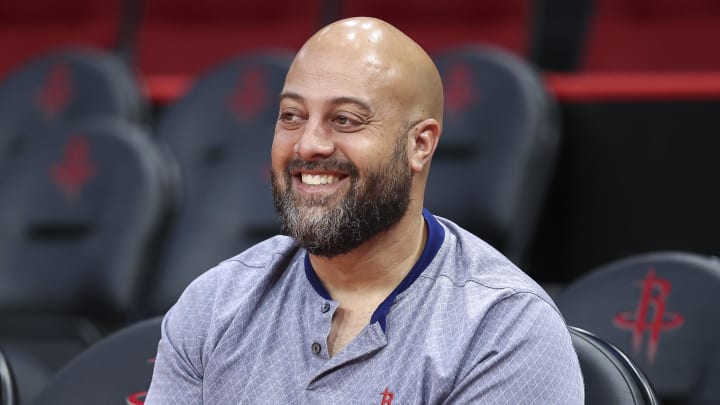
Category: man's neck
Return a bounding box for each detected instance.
[308,207,428,305]
[309,207,428,357]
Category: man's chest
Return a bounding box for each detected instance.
[199,312,454,405]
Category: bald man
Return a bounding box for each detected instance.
[146,17,584,404]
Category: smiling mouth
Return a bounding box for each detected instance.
[301,173,343,185]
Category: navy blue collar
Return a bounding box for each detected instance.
[304,208,445,332]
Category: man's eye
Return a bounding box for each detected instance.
[279,112,300,124]
[333,115,359,128]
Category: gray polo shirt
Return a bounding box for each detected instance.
[146,210,584,404]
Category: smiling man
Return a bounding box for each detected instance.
[146,17,584,404]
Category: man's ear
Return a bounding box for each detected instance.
[409,118,441,174]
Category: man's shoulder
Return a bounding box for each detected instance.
[178,235,302,303]
[222,235,300,269]
[430,215,553,305]
[163,235,303,335]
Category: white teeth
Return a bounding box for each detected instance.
[301,173,340,185]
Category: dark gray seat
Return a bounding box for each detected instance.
[34,320,662,405]
[0,49,145,172]
[428,46,560,267]
[558,252,720,404]
[33,316,162,405]
[570,326,659,405]
[0,118,176,404]
[0,347,17,405]
[140,51,293,317]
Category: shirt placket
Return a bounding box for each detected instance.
[305,321,388,390]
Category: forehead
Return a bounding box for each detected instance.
[282,46,401,108]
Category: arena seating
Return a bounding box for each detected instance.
[557,252,720,404]
[32,319,663,405]
[137,52,292,317]
[570,326,659,404]
[33,316,162,405]
[0,118,177,403]
[0,1,720,403]
[0,0,128,79]
[0,346,17,405]
[0,49,147,172]
[428,45,560,267]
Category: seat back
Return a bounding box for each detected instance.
[0,49,145,171]
[33,316,162,405]
[570,326,659,405]
[557,252,720,404]
[143,52,292,315]
[428,46,560,266]
[0,347,17,405]
[0,117,174,321]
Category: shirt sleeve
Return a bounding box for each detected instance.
[443,293,585,404]
[144,307,204,403]
[144,271,217,404]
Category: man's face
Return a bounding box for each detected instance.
[271,134,411,257]
[270,46,414,257]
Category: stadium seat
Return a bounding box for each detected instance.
[0,0,127,79]
[138,52,292,317]
[339,0,532,56]
[32,320,662,405]
[135,0,322,78]
[570,326,659,405]
[0,118,177,403]
[0,347,17,405]
[427,46,560,267]
[33,316,161,405]
[557,252,720,404]
[0,49,146,172]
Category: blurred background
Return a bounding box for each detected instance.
[1,0,720,403]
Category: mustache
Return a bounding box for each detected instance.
[286,158,359,176]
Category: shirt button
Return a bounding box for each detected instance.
[320,302,331,313]
[311,342,322,354]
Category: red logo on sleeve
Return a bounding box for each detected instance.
[380,387,394,405]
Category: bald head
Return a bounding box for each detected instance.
[289,17,444,129]
[272,18,444,253]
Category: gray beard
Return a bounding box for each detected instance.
[271,137,412,257]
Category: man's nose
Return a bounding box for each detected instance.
[293,119,334,161]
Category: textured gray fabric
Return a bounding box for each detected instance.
[146,213,583,404]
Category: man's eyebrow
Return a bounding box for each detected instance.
[279,92,372,113]
[329,97,372,113]
[279,91,303,103]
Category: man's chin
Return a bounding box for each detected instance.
[293,204,338,223]
[292,192,344,209]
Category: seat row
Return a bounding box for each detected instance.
[9,249,720,405]
[3,44,720,405]
[2,0,720,81]
[0,45,559,403]
[0,321,663,405]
